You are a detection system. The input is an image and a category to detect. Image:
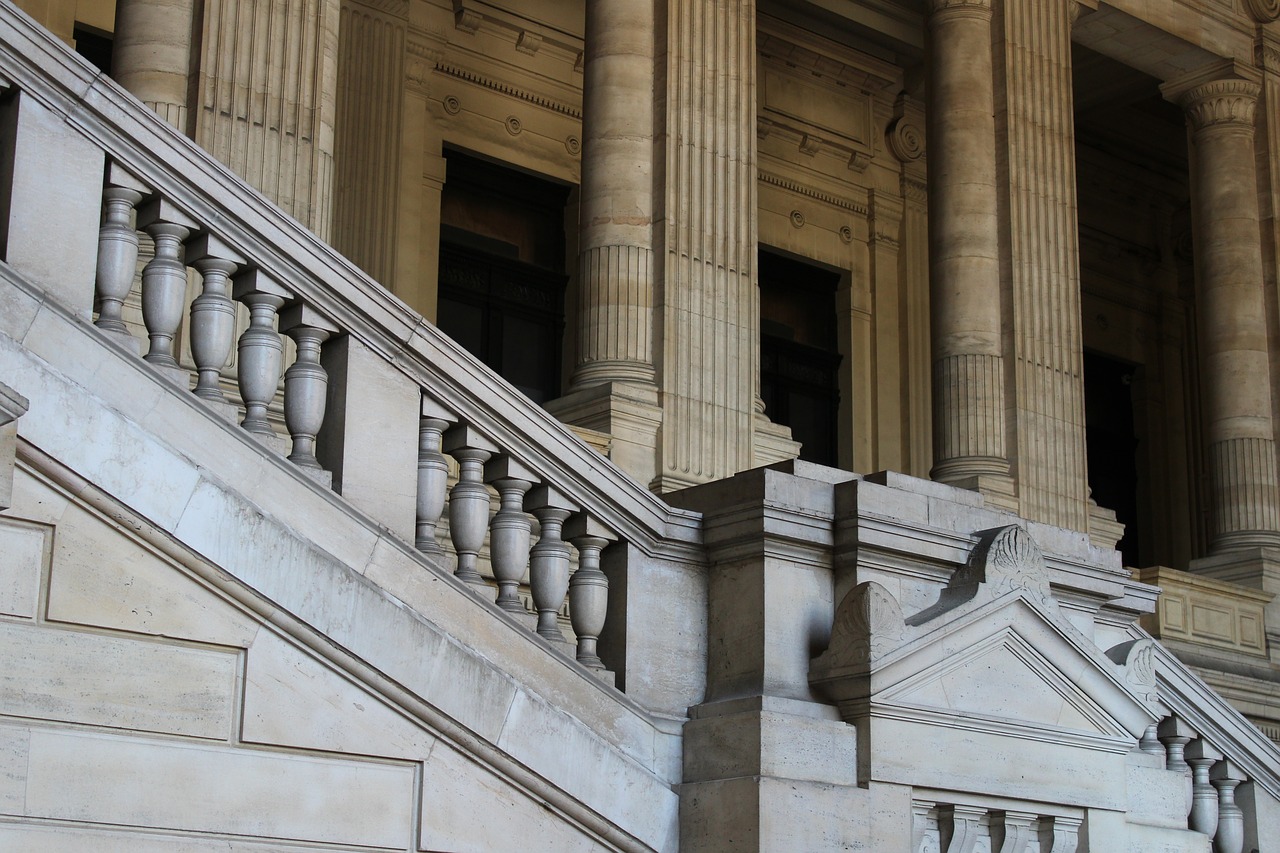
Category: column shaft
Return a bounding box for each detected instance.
[194,0,341,239]
[112,0,196,130]
[926,0,1011,488]
[998,0,1089,531]
[573,0,656,388]
[1177,76,1280,551]
[655,0,758,489]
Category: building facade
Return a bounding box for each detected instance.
[3,0,1280,849]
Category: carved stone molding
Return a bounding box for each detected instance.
[758,170,869,216]
[1180,78,1261,131]
[434,63,581,119]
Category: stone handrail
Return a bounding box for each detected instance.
[0,0,703,691]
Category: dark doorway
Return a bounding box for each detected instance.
[1083,350,1141,567]
[437,150,570,403]
[74,23,113,75]
[758,250,842,467]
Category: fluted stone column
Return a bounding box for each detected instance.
[546,0,663,488]
[572,0,655,390]
[195,0,340,238]
[925,0,1013,504]
[655,0,760,490]
[997,0,1089,531]
[112,0,195,130]
[1167,71,1280,553]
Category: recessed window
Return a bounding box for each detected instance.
[437,151,570,403]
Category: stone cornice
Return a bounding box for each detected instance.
[758,170,869,216]
[1182,78,1262,130]
[434,62,581,119]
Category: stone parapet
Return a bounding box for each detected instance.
[1136,566,1272,659]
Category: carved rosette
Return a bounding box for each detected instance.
[1180,79,1260,134]
[886,115,925,163]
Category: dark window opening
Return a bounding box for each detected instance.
[73,23,113,75]
[437,151,570,403]
[1084,350,1141,567]
[759,250,842,467]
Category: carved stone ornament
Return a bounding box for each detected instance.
[1244,0,1280,24]
[886,115,925,163]
[952,525,1052,602]
[816,581,906,672]
[1106,638,1160,706]
[1181,79,1260,133]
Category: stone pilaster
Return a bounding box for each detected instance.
[997,0,1089,532]
[924,0,1013,507]
[653,0,760,490]
[112,0,195,130]
[194,0,341,239]
[1165,68,1280,554]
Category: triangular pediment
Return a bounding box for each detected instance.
[811,526,1159,751]
[874,601,1141,745]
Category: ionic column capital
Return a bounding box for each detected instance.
[1180,78,1261,132]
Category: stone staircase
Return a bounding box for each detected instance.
[4,2,1280,850]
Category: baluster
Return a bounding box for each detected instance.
[1158,715,1194,772]
[989,810,1033,853]
[485,457,536,614]
[279,305,339,471]
[185,234,244,403]
[1038,816,1082,853]
[136,199,197,372]
[566,514,617,671]
[1186,739,1222,836]
[1139,723,1164,757]
[1210,760,1245,853]
[936,804,984,853]
[232,271,292,439]
[528,486,576,647]
[443,426,497,587]
[416,396,457,555]
[94,165,147,339]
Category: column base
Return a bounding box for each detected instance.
[545,381,661,489]
[751,411,802,469]
[1088,498,1125,553]
[931,468,1018,514]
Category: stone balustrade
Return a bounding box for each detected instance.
[0,6,709,695]
[1156,714,1249,852]
[86,157,638,675]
